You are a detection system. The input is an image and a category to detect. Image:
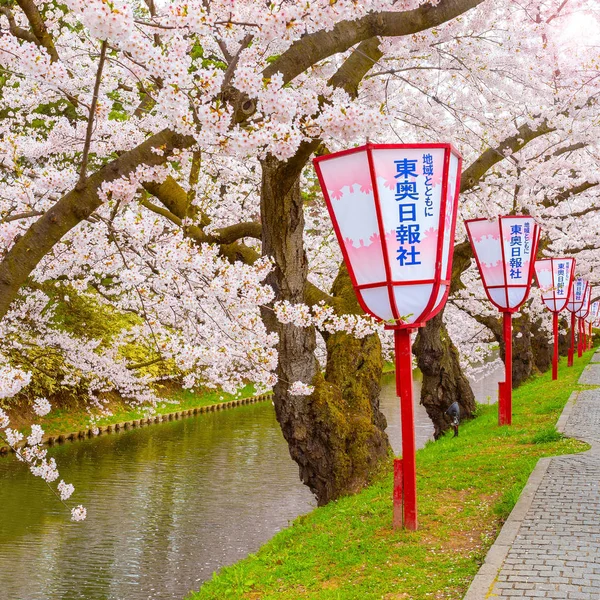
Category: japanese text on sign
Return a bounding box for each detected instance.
[556,261,569,297]
[523,221,531,254]
[509,224,523,279]
[423,154,434,218]
[394,157,421,266]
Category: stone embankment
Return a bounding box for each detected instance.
[0,392,274,456]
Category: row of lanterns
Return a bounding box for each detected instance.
[313,142,597,531]
[465,223,599,424]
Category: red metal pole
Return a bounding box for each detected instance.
[394,329,417,531]
[578,317,583,358]
[552,311,559,381]
[589,322,593,350]
[393,458,403,528]
[500,312,512,426]
[568,312,575,367]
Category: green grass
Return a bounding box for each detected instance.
[383,361,396,374]
[30,384,257,437]
[531,426,563,444]
[189,351,595,600]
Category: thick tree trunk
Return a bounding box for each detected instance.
[504,312,567,379]
[260,156,389,505]
[486,312,536,388]
[317,265,390,501]
[558,315,571,357]
[509,314,536,386]
[529,313,574,373]
[460,307,571,391]
[413,310,476,439]
[530,318,553,374]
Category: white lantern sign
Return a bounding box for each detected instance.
[313,142,463,532]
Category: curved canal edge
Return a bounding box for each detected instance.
[0,358,494,457]
[0,391,274,456]
[1,366,400,456]
[0,361,488,457]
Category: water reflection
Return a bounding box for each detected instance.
[379,371,434,455]
[0,361,503,599]
[0,406,315,600]
[469,359,504,404]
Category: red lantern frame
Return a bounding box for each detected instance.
[465,216,540,426]
[534,257,576,380]
[313,143,462,531]
[576,286,592,355]
[465,216,541,315]
[314,143,462,329]
[566,278,588,366]
[590,300,600,327]
[589,301,600,348]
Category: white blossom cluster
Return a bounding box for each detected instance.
[0,0,599,519]
[0,392,83,520]
[274,300,383,338]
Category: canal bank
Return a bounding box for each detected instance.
[0,389,274,456]
[0,365,412,456]
[0,365,438,600]
[1,366,404,455]
[0,396,317,600]
[1,359,500,456]
[0,358,502,599]
[190,351,595,600]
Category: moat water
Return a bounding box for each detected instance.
[0,363,503,599]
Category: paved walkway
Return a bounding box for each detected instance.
[465,352,600,600]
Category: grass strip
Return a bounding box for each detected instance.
[189,351,595,600]
[27,384,257,438]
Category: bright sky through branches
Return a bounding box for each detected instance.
[555,7,600,51]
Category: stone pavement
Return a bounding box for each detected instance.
[464,351,600,600]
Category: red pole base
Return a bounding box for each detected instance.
[568,312,575,367]
[501,313,512,425]
[552,312,559,381]
[497,313,512,426]
[498,381,507,425]
[393,458,403,529]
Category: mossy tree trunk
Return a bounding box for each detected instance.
[466,311,536,388]
[316,265,390,502]
[530,317,553,374]
[413,310,476,439]
[527,313,572,374]
[558,315,572,357]
[260,155,389,506]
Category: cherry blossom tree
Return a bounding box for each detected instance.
[1,0,599,510]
